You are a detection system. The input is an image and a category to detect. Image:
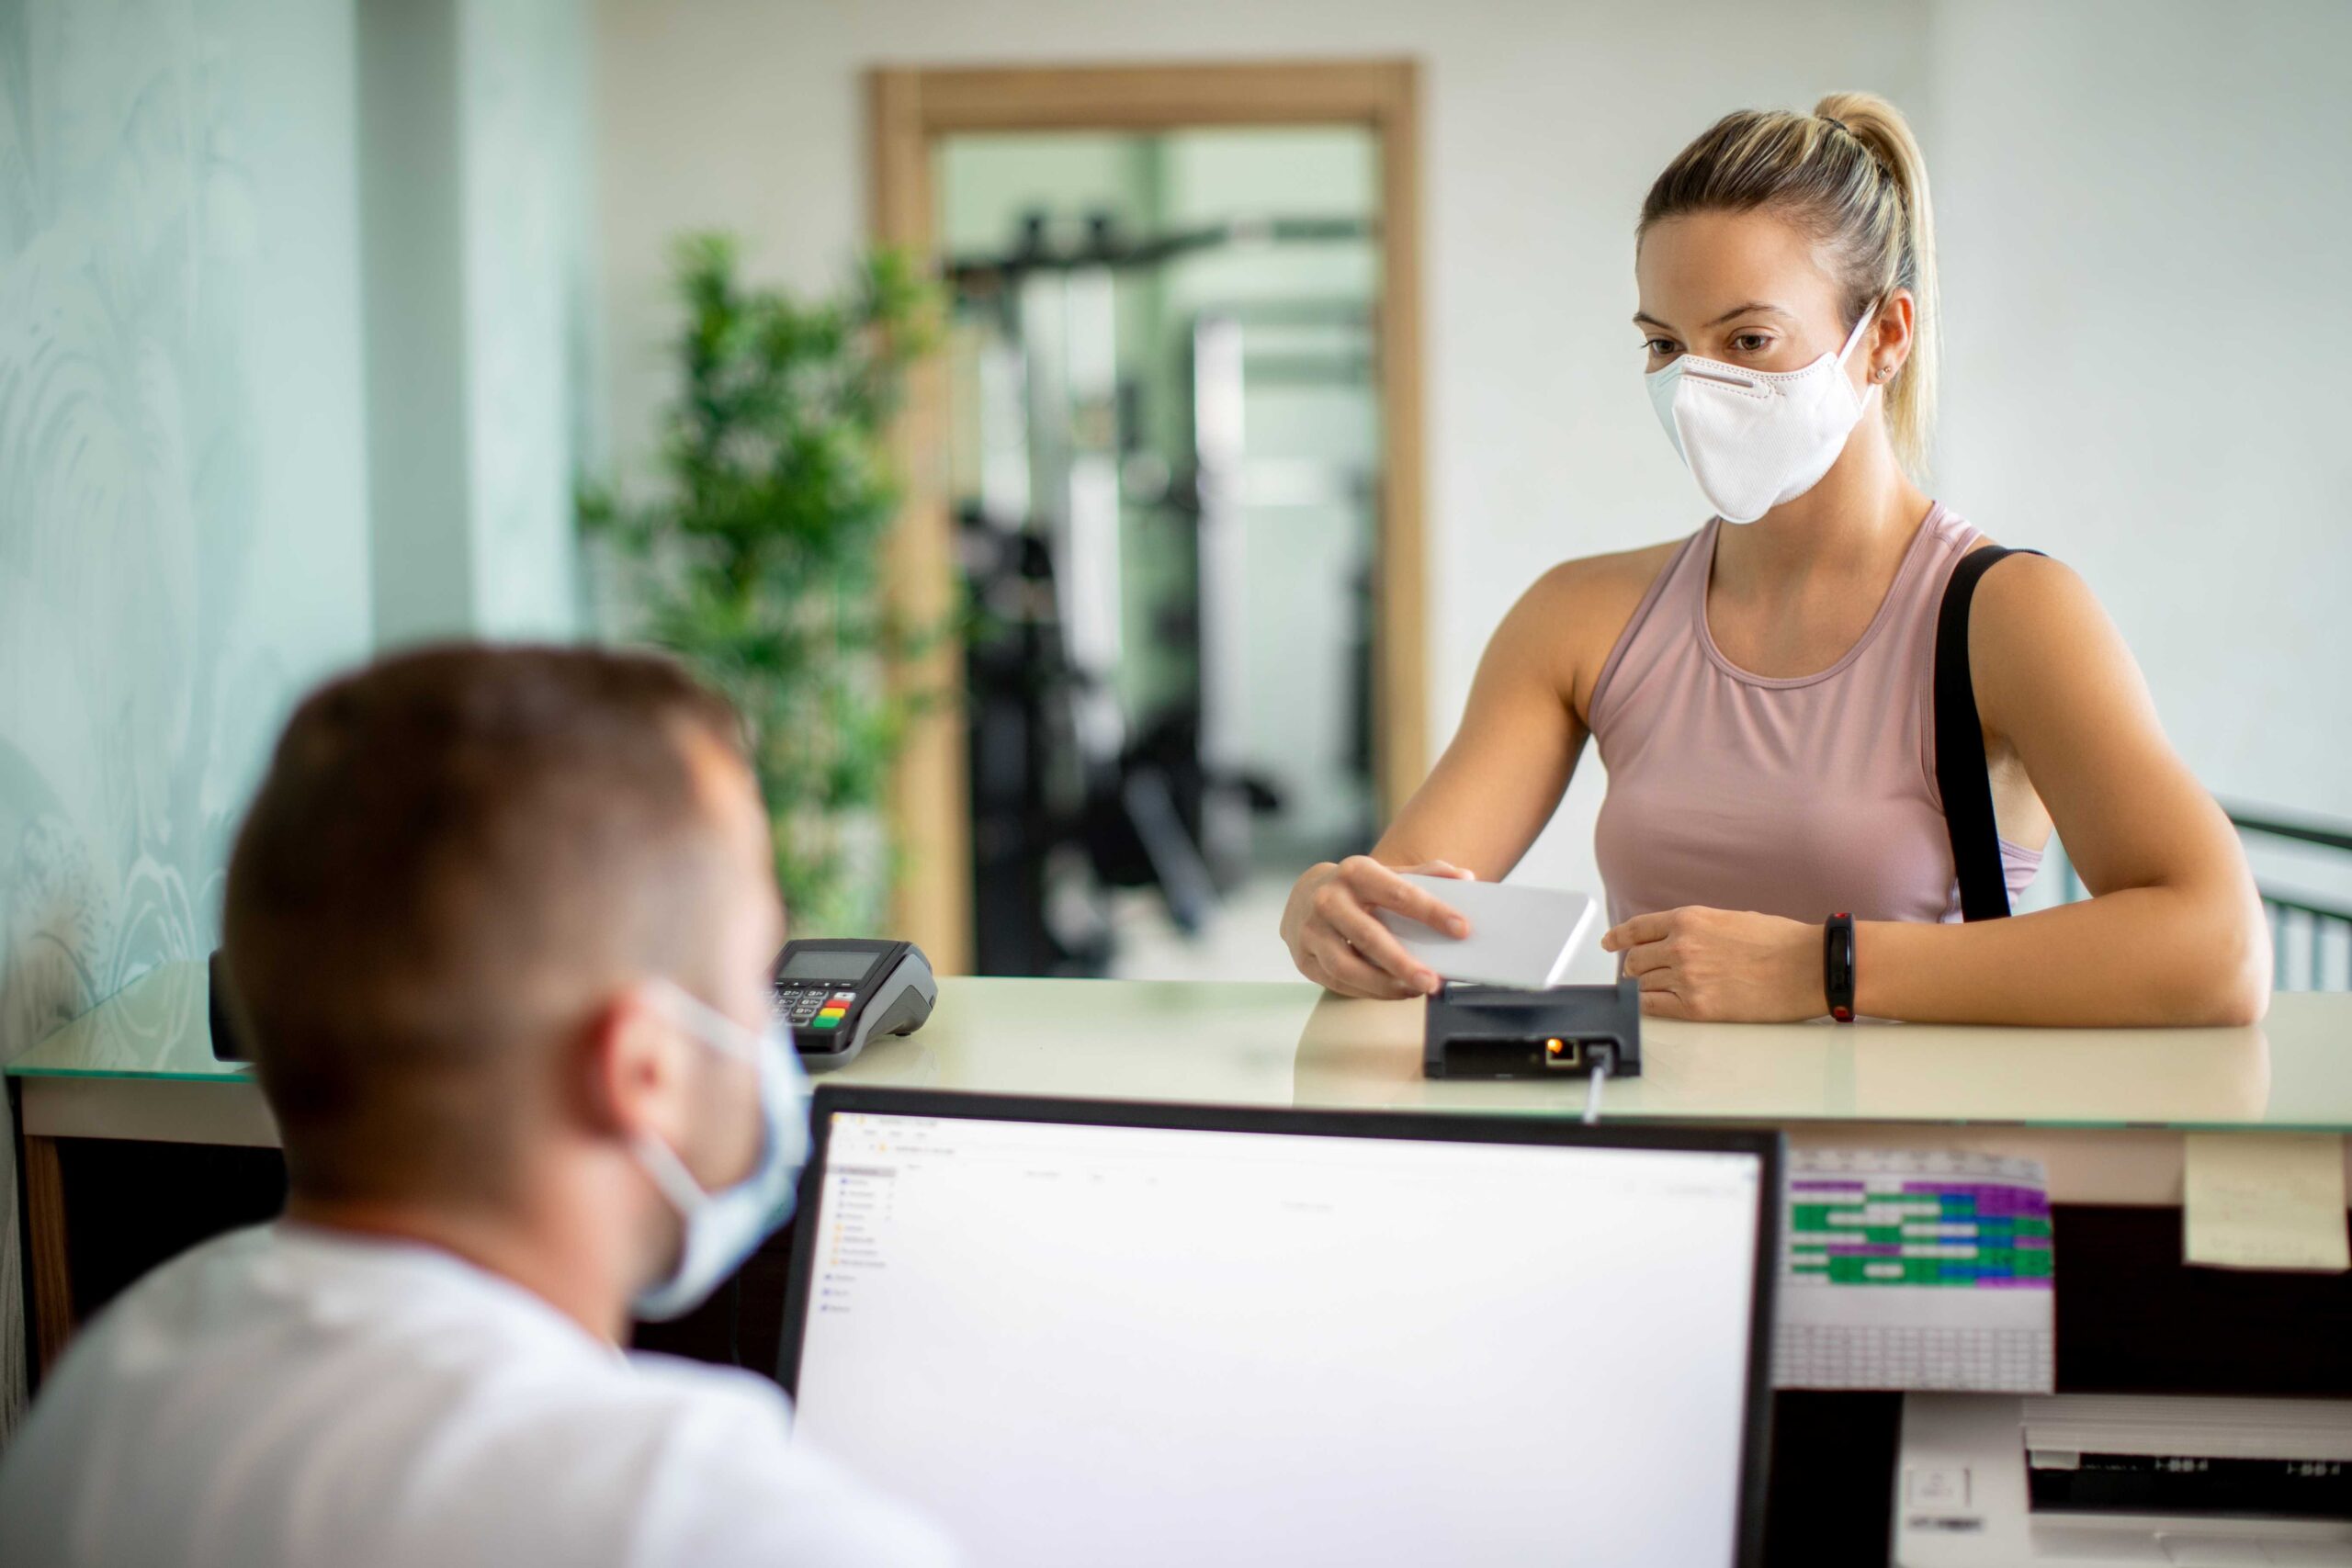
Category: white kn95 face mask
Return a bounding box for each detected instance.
[1645,304,1879,525]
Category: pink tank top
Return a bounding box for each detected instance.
[1587,503,2042,928]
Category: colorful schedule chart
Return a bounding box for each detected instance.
[1773,1149,2055,1393]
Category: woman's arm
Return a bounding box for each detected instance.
[1854,554,2268,1024]
[1604,555,2270,1025]
[1281,553,1664,997]
[1368,563,1596,877]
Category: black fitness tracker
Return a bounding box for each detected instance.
[1824,913,1857,1023]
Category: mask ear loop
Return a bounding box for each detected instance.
[645,976,761,1063]
[631,978,768,1215]
[1837,296,1883,367]
[634,1132,709,1215]
[1842,294,1905,409]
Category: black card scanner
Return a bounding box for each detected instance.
[773,938,936,1069]
[1423,977,1642,1080]
[209,949,252,1063]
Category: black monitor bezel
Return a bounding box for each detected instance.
[778,1084,1781,1568]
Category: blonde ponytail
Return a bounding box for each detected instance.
[1639,91,1939,475]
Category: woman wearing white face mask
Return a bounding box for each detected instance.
[1281,92,2269,1026]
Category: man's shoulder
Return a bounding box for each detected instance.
[1,1227,956,1566]
[614,1348,800,1443]
[618,1365,959,1565]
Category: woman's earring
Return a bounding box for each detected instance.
[1872,365,1894,383]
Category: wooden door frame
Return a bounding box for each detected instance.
[869,59,1430,975]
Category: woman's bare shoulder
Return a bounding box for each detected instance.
[1509,537,1686,632]
[1491,537,1690,712]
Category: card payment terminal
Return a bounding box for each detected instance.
[772,938,936,1068]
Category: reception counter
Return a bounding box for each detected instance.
[11,962,2350,1362]
[13,959,2346,1171]
[13,962,2351,1565]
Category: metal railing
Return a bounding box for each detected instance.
[2057,803,2352,991]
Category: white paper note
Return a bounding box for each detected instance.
[2183,1132,2350,1272]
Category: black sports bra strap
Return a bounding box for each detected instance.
[1934,545,2045,922]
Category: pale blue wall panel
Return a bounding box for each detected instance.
[0,0,375,1429]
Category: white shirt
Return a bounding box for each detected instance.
[0,1223,958,1568]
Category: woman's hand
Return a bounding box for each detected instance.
[1600,907,1823,1021]
[1281,856,1476,998]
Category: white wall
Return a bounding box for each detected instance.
[592,0,2351,969]
[1928,0,2352,828]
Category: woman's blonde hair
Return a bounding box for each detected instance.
[1639,92,1939,475]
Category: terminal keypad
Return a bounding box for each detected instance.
[775,987,858,1033]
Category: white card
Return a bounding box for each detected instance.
[1372,875,1600,990]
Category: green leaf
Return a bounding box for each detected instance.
[574,233,949,933]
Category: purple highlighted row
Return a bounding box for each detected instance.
[1906,1181,2050,1211]
[1814,1236,2049,1258]
[1788,1179,2050,1210]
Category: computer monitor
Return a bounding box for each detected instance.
[779,1088,1780,1567]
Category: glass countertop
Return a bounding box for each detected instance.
[12,962,2350,1133]
[7,962,246,1083]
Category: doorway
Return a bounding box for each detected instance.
[870,62,1428,976]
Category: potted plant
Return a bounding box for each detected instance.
[582,233,940,936]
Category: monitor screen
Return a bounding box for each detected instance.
[788,1102,1770,1567]
[776,948,877,984]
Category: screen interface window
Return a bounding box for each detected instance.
[794,1111,1765,1568]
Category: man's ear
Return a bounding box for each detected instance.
[574,991,690,1149]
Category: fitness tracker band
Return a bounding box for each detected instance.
[1824,913,1857,1023]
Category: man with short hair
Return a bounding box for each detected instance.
[0,646,956,1566]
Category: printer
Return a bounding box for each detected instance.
[1898,1393,2352,1564]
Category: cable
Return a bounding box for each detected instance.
[1583,1047,1612,1125]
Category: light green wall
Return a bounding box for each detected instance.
[360,0,475,646]
[0,0,376,1427]
[457,0,595,639]
[0,0,594,1434]
[363,0,592,646]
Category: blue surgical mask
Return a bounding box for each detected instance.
[629,978,811,1322]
